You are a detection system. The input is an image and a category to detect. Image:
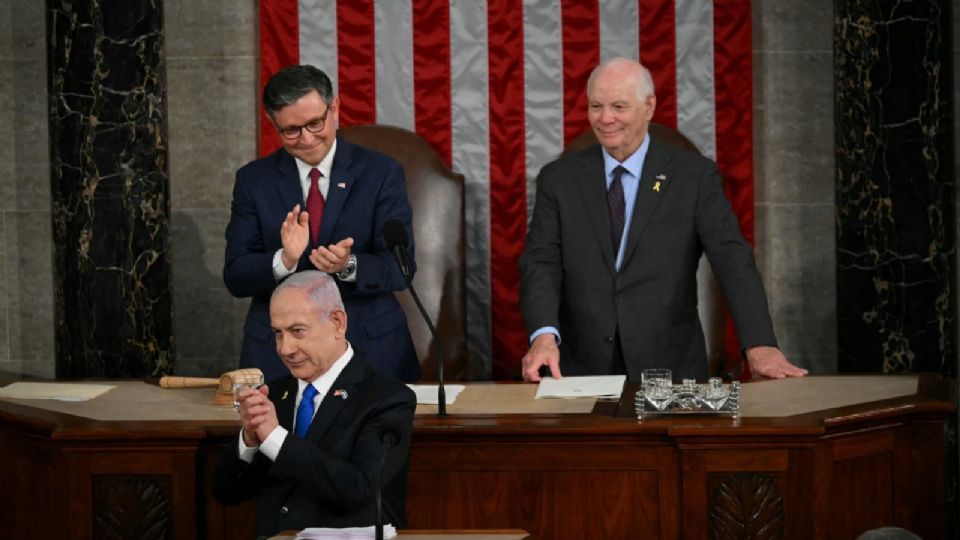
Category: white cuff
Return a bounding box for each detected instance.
[272,249,296,280]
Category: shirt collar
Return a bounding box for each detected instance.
[294,137,338,184]
[601,133,650,183]
[298,341,353,400]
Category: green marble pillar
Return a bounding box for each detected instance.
[835,0,956,376]
[47,0,174,377]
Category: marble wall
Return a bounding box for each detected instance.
[48,1,174,378]
[834,0,955,374]
[1,0,953,378]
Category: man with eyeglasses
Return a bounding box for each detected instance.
[224,64,421,383]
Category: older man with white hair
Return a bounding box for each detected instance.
[213,270,415,538]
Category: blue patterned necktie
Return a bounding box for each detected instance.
[294,384,319,438]
[608,165,627,256]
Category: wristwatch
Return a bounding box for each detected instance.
[337,254,358,281]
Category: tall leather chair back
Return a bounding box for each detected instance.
[340,125,468,381]
[565,124,730,377]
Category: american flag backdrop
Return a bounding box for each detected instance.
[258,0,754,380]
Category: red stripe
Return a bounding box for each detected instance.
[560,1,600,146]
[713,0,754,378]
[639,0,677,128]
[488,0,527,379]
[337,1,376,125]
[412,1,452,166]
[258,0,299,156]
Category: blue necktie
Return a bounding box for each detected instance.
[294,384,319,438]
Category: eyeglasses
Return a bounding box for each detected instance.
[276,105,331,140]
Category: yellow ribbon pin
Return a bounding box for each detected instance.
[653,181,661,192]
[281,390,289,400]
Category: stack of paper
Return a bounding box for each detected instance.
[0,382,115,401]
[406,384,466,405]
[295,525,396,539]
[534,375,626,399]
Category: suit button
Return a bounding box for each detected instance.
[604,336,615,344]
[280,506,289,515]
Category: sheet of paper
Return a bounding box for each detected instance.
[407,384,466,405]
[0,382,116,401]
[535,375,626,399]
[294,524,395,539]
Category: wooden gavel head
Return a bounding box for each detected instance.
[217,368,265,394]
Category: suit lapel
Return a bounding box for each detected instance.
[302,357,366,442]
[621,137,670,268]
[318,135,356,247]
[274,150,305,216]
[573,148,618,272]
[272,377,299,431]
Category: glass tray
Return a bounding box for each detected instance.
[635,380,741,420]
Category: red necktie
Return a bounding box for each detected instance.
[306,168,325,243]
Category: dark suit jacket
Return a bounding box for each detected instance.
[520,137,777,381]
[212,356,416,537]
[224,136,421,382]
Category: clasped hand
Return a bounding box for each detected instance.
[236,385,278,447]
[279,204,354,274]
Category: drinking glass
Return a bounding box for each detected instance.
[232,373,265,412]
[641,369,673,411]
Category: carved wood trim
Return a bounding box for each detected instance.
[709,473,785,540]
[93,475,171,540]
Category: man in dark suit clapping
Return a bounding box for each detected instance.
[224,64,420,382]
[214,270,416,538]
[520,57,807,382]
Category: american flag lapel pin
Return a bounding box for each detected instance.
[334,389,348,400]
[337,182,347,189]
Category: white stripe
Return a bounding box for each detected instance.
[450,0,492,377]
[674,0,716,159]
[599,0,638,62]
[523,0,563,222]
[299,0,339,92]
[374,0,414,129]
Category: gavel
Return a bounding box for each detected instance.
[157,368,264,406]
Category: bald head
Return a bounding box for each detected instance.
[587,58,655,102]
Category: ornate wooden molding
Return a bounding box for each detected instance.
[93,475,171,539]
[709,473,785,540]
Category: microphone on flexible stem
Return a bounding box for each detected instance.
[383,219,447,417]
[375,428,400,540]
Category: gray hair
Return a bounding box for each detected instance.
[262,64,334,116]
[587,57,655,100]
[273,270,344,319]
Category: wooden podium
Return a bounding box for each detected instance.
[0,375,954,539]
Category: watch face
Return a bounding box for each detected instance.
[339,256,357,279]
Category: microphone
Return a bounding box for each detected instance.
[375,428,400,540]
[383,220,447,417]
[383,220,412,278]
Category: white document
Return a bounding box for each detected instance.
[295,524,395,539]
[535,375,626,399]
[406,384,465,405]
[0,382,116,401]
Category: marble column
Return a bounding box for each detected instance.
[47,0,174,378]
[835,0,956,375]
